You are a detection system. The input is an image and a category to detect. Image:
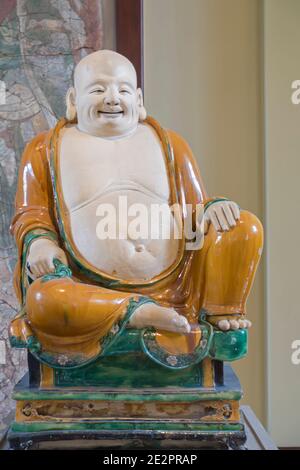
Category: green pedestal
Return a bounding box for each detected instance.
[8,362,246,450]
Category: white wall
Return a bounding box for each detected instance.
[264,0,300,447]
[144,0,265,422]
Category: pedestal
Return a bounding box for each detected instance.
[8,356,246,450]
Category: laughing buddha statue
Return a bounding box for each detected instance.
[9,50,263,372]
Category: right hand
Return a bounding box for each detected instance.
[27,238,68,279]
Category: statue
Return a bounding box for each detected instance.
[8,50,263,450]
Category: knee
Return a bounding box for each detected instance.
[206,210,263,256]
[236,210,263,244]
[220,210,264,260]
[26,277,75,332]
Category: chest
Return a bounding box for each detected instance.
[59,126,170,210]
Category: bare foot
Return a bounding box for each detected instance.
[129,302,191,334]
[217,318,252,331]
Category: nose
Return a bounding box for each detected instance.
[103,89,120,107]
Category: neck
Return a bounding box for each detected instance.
[76,124,139,140]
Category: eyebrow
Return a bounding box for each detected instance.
[85,81,105,90]
[84,78,136,91]
[118,81,135,88]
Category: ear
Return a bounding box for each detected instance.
[66,87,77,121]
[137,88,147,122]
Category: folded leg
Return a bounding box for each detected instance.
[201,210,263,329]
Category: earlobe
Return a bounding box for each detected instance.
[137,88,147,122]
[66,87,77,121]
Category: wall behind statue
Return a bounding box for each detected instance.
[264,0,300,447]
[144,0,265,422]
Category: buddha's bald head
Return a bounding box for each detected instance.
[66,50,146,138]
[74,50,137,91]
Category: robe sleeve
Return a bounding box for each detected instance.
[167,129,208,206]
[10,130,59,302]
[166,129,210,239]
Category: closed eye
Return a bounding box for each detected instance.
[90,89,104,94]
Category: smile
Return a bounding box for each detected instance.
[98,111,124,118]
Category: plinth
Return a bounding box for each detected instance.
[8,351,246,450]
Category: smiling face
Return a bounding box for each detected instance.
[69,50,145,138]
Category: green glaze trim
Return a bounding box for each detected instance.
[99,297,156,356]
[21,229,58,302]
[55,352,202,388]
[11,420,244,434]
[10,229,58,351]
[9,335,27,349]
[9,320,41,353]
[49,119,183,289]
[209,329,248,362]
[23,229,58,247]
[27,296,156,370]
[98,329,142,356]
[204,198,229,212]
[12,389,242,402]
[41,258,72,282]
[10,334,41,353]
[140,317,213,370]
[29,350,87,369]
[26,335,41,354]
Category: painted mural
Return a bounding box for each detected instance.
[0,0,113,436]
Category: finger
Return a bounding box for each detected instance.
[32,265,42,278]
[57,251,68,265]
[28,265,38,280]
[229,202,240,221]
[244,319,252,329]
[213,207,229,231]
[43,259,54,273]
[36,261,46,277]
[209,209,222,232]
[47,257,55,272]
[40,260,50,274]
[222,203,236,228]
[177,317,191,333]
[173,314,190,329]
[238,319,247,329]
[26,262,35,278]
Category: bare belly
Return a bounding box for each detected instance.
[69,190,181,280]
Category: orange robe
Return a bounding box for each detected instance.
[9,117,263,369]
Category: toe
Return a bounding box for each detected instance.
[218,320,230,331]
[229,320,239,330]
[174,315,191,333]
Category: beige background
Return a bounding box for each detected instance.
[264,0,300,447]
[145,0,300,447]
[144,0,265,423]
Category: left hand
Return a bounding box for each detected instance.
[205,200,240,233]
